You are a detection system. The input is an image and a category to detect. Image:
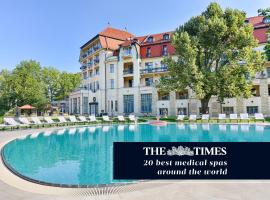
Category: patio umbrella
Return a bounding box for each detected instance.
[19,104,35,110]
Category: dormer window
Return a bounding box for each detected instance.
[263,17,270,24]
[163,34,170,40]
[147,36,153,43]
[244,19,249,24]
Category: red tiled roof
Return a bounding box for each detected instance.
[246,16,269,44]
[99,27,134,40]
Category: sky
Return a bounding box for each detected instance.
[0,0,269,73]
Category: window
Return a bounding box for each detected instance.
[145,62,153,71]
[110,79,114,89]
[128,79,133,87]
[78,97,80,114]
[96,81,99,90]
[109,64,114,73]
[141,94,152,113]
[251,85,260,97]
[146,47,151,57]
[267,68,270,77]
[123,95,134,114]
[176,90,188,99]
[147,36,153,43]
[177,107,187,115]
[163,34,170,40]
[162,45,168,56]
[124,47,132,55]
[111,100,114,111]
[73,98,77,114]
[268,85,270,96]
[145,77,154,86]
[89,71,93,77]
[223,107,234,115]
[247,106,258,115]
[83,97,88,114]
[115,100,118,112]
[159,108,168,116]
[95,68,99,75]
[263,17,270,24]
[158,92,170,100]
[83,72,87,79]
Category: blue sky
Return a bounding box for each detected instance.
[0,0,269,73]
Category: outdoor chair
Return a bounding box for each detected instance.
[176,115,185,122]
[201,114,209,122]
[117,115,125,122]
[254,113,265,122]
[240,113,250,122]
[218,114,226,122]
[229,114,238,122]
[189,115,197,122]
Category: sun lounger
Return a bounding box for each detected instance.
[229,114,238,122]
[102,115,112,122]
[89,115,98,122]
[218,114,226,122]
[201,114,209,122]
[176,115,185,121]
[69,116,80,124]
[117,115,125,122]
[128,115,137,122]
[18,117,36,127]
[78,116,88,123]
[44,117,57,125]
[57,116,69,124]
[240,113,249,122]
[254,113,265,122]
[189,115,197,122]
[31,116,45,126]
[4,117,28,128]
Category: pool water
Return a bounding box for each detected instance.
[2,123,270,186]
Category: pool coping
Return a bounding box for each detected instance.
[0,122,270,195]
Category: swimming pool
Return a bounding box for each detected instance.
[2,123,270,186]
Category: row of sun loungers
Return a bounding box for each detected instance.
[176,113,265,122]
[1,115,137,130]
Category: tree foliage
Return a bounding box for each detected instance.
[158,2,265,113]
[258,8,270,61]
[0,60,81,115]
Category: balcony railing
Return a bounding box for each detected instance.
[123,68,133,75]
[140,66,168,74]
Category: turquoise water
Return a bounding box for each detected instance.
[2,123,270,186]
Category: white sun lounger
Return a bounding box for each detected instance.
[189,115,197,121]
[230,114,238,122]
[18,117,35,126]
[202,114,209,121]
[4,118,28,128]
[58,116,68,124]
[69,116,79,123]
[31,116,44,126]
[78,116,88,123]
[128,115,136,122]
[44,117,57,125]
[117,115,125,122]
[176,115,185,121]
[240,113,249,122]
[254,113,265,122]
[218,114,226,122]
[90,115,98,122]
[102,115,112,122]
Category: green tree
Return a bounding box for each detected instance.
[258,8,270,61]
[42,67,61,102]
[12,60,48,109]
[56,72,81,100]
[158,2,265,114]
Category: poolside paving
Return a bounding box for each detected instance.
[1,125,270,200]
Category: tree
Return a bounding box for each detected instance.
[56,72,81,101]
[12,60,48,109]
[42,67,61,102]
[258,8,270,61]
[158,2,265,114]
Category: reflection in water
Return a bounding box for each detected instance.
[3,124,270,185]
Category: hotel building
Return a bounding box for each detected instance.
[69,16,270,117]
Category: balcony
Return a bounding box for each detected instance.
[140,66,168,74]
[123,68,133,75]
